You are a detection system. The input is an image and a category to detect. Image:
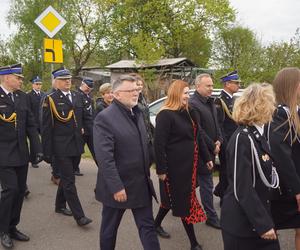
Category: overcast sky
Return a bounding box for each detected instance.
[0,0,300,44]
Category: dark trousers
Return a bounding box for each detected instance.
[100,205,160,250]
[198,173,218,221]
[55,156,85,220]
[51,156,60,178]
[222,230,280,250]
[74,134,97,172]
[0,165,28,233]
[214,144,228,199]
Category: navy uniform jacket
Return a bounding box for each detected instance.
[189,91,223,174]
[221,126,275,237]
[93,100,157,209]
[268,106,300,197]
[214,90,237,141]
[77,88,94,134]
[41,89,92,158]
[27,89,45,131]
[0,87,42,166]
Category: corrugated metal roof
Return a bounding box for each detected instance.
[106,57,194,69]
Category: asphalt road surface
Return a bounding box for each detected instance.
[7,159,294,250]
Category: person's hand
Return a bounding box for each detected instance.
[215,140,221,147]
[261,228,277,240]
[158,174,167,181]
[207,161,214,170]
[113,189,127,202]
[81,128,85,134]
[214,144,220,155]
[296,193,300,212]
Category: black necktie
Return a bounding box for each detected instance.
[66,93,72,103]
[7,93,14,102]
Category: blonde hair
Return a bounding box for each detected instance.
[272,67,300,135]
[160,80,189,111]
[99,83,112,96]
[233,83,275,125]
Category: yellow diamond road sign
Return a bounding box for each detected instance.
[34,6,66,38]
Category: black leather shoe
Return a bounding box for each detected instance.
[155,226,170,238]
[24,189,30,198]
[1,233,13,249]
[76,216,92,226]
[205,218,221,229]
[9,229,30,241]
[191,244,203,250]
[31,163,39,168]
[55,208,73,216]
[74,171,84,176]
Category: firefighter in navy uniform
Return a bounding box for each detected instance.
[0,64,42,249]
[27,76,44,168]
[41,67,93,226]
[73,78,97,176]
[214,70,240,204]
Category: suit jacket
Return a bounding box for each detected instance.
[189,91,223,174]
[93,100,157,209]
[41,89,92,157]
[214,90,237,141]
[77,88,94,135]
[0,87,42,166]
[221,126,275,237]
[27,89,45,131]
[268,106,300,196]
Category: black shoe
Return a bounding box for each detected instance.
[76,216,92,226]
[24,189,30,198]
[74,171,84,176]
[55,208,73,216]
[205,218,221,229]
[31,163,39,168]
[155,226,170,238]
[1,233,13,249]
[9,229,30,241]
[191,244,203,250]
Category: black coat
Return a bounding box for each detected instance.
[77,88,94,135]
[0,87,42,166]
[93,100,157,209]
[221,126,275,237]
[27,90,45,131]
[189,91,223,174]
[41,89,92,157]
[214,90,237,141]
[268,106,300,196]
[95,98,109,116]
[154,108,211,217]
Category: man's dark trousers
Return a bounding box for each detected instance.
[100,204,160,250]
[55,156,85,220]
[0,165,28,233]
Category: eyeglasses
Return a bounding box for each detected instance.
[117,88,140,93]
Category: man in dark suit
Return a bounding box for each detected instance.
[0,64,42,249]
[41,67,92,226]
[94,75,160,250]
[27,76,44,168]
[214,70,240,203]
[189,73,223,229]
[74,78,96,176]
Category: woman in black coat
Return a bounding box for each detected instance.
[220,83,280,250]
[94,83,113,115]
[154,80,213,250]
[268,67,300,250]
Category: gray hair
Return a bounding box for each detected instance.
[194,73,211,86]
[112,75,136,91]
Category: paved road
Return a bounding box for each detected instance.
[8,159,294,250]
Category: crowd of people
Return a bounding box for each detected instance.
[0,63,299,250]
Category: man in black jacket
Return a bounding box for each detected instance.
[189,73,223,229]
[41,67,92,226]
[0,64,42,249]
[94,75,160,250]
[27,76,44,168]
[214,70,240,203]
[74,78,96,175]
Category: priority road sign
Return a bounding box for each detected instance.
[44,38,63,63]
[34,6,66,38]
